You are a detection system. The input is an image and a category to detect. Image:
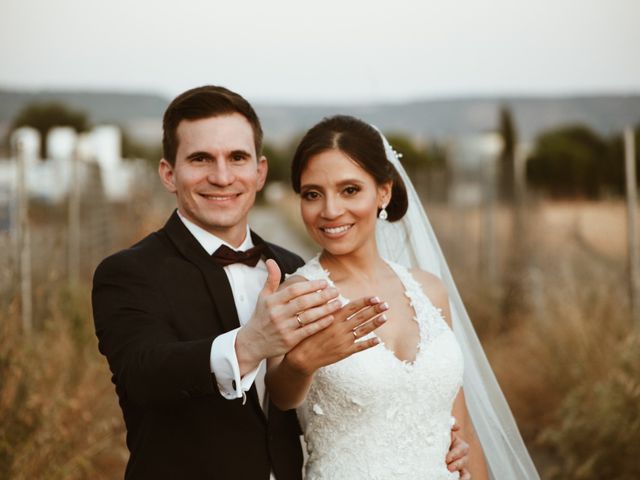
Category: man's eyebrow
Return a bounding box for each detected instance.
[229,149,252,157]
[186,151,213,160]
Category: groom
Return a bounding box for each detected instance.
[92,85,469,479]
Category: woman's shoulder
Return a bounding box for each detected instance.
[408,268,451,325]
[409,268,446,292]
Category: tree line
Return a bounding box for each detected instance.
[527,123,639,198]
[5,101,639,200]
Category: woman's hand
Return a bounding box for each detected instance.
[447,421,471,479]
[282,297,389,376]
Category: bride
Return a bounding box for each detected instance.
[266,115,539,480]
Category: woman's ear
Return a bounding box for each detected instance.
[378,180,392,207]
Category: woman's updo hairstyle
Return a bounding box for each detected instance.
[291,115,409,222]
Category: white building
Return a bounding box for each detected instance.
[0,125,146,230]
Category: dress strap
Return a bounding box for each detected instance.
[287,254,330,283]
[384,259,451,343]
[384,260,428,305]
[288,255,350,306]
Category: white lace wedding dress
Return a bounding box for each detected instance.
[292,255,464,480]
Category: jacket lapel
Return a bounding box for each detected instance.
[251,230,290,283]
[163,211,241,333]
[163,212,290,422]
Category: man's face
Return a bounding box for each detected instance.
[159,113,267,246]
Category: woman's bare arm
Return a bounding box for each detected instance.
[412,269,488,480]
[452,389,489,479]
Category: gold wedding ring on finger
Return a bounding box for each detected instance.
[296,313,303,327]
[352,329,358,340]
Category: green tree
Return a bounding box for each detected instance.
[385,133,449,201]
[120,128,162,163]
[262,140,297,185]
[384,133,430,178]
[11,102,90,158]
[605,125,640,195]
[527,125,608,198]
[497,106,518,202]
[262,143,286,184]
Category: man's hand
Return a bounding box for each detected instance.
[282,296,389,376]
[447,420,471,479]
[235,259,342,374]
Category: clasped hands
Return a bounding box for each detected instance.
[236,260,386,376]
[235,260,470,476]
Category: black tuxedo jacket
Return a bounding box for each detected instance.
[92,211,304,479]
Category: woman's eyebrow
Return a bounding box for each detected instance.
[301,179,365,190]
[300,183,324,191]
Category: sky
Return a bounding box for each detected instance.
[1,0,639,104]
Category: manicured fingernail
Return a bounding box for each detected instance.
[370,296,380,303]
[379,314,388,322]
[380,302,389,311]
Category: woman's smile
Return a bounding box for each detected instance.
[319,223,354,238]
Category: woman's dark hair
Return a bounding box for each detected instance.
[291,115,408,222]
[162,85,263,166]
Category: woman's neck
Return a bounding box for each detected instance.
[319,241,387,285]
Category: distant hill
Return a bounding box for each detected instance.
[1,88,639,146]
[256,95,640,145]
[0,89,168,146]
[0,89,168,123]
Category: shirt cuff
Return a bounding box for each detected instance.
[210,328,262,401]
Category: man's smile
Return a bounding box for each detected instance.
[199,193,242,202]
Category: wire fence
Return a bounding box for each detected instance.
[0,128,638,479]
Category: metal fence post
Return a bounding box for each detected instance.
[624,127,639,325]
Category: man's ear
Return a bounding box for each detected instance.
[256,155,268,191]
[158,158,177,193]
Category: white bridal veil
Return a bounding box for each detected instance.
[374,130,540,479]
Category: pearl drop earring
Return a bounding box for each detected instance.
[378,204,388,221]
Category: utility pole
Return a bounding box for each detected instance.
[68,146,81,286]
[15,136,32,333]
[624,128,639,326]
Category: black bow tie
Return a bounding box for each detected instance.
[211,243,267,267]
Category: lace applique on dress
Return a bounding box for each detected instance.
[291,255,464,480]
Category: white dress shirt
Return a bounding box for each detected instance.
[176,212,267,406]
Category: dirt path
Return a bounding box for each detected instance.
[249,205,316,260]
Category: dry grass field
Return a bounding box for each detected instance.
[1,195,638,479]
[429,199,640,479]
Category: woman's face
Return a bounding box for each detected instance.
[299,149,391,256]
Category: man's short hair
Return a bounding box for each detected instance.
[162,85,263,166]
